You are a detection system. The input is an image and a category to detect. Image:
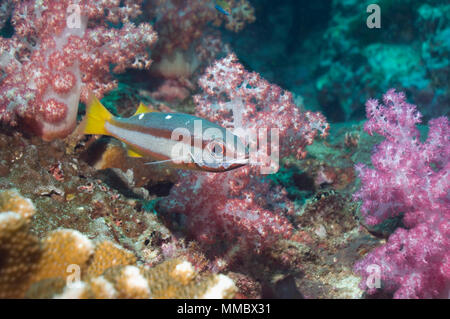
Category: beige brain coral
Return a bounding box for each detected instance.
[0,212,41,298]
[0,189,35,219]
[0,189,41,298]
[0,189,236,299]
[86,241,137,277]
[32,229,95,282]
[140,258,236,299]
[41,258,236,299]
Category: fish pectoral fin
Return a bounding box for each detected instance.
[127,148,144,158]
[144,159,175,165]
[133,102,154,116]
[144,156,190,166]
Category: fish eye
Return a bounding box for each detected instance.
[209,141,224,158]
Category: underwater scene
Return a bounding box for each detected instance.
[0,0,448,300]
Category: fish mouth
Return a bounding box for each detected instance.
[189,146,250,172]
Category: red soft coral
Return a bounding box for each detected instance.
[0,0,157,140]
[194,53,329,160]
[160,54,328,260]
[161,167,294,253]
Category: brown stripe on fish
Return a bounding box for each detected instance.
[108,118,174,141]
[104,121,180,160]
[107,117,226,151]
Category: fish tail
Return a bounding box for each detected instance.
[83,92,113,135]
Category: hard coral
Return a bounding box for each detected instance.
[37,258,237,299]
[353,89,450,298]
[0,189,40,298]
[0,188,35,219]
[0,189,237,299]
[0,0,157,140]
[86,241,136,277]
[32,229,95,283]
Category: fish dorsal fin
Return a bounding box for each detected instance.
[127,148,144,158]
[133,102,153,116]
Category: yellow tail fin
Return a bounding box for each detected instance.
[83,92,113,135]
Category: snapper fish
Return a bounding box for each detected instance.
[83,94,248,172]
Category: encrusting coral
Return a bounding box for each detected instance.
[0,189,236,299]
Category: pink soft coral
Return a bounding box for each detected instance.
[194,53,329,160]
[0,0,157,140]
[354,89,450,298]
[161,166,294,254]
[160,54,328,260]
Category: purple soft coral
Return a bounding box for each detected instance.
[354,89,450,298]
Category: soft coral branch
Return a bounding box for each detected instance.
[194,53,329,159]
[0,0,157,140]
[161,54,328,258]
[354,89,450,298]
